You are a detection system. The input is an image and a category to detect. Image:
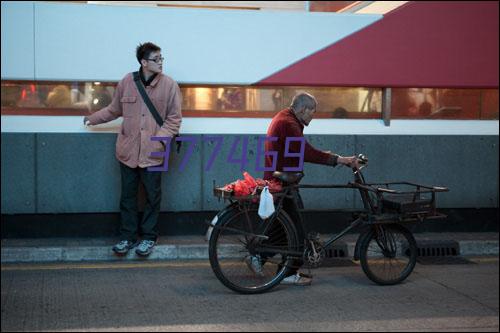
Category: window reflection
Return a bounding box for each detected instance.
[0,81,115,113]
[481,89,499,120]
[283,87,382,118]
[391,88,497,119]
[46,85,72,108]
[1,81,497,120]
[89,84,114,112]
[1,84,22,107]
[240,88,283,111]
[218,87,244,110]
[15,84,45,108]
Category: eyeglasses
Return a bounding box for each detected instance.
[145,56,164,64]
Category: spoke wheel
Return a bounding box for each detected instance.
[208,207,299,294]
[359,224,417,285]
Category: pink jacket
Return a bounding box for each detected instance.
[88,72,182,168]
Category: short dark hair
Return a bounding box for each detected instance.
[136,42,161,64]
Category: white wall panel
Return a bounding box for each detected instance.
[2,116,498,135]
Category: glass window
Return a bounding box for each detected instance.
[481,89,499,120]
[2,80,496,120]
[282,87,382,118]
[391,88,498,120]
[246,88,282,111]
[1,81,115,115]
[180,86,382,118]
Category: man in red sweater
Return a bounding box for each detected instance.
[261,93,358,286]
[264,92,357,179]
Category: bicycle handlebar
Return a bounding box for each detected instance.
[351,153,368,175]
[357,153,368,165]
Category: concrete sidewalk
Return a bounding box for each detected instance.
[1,232,498,263]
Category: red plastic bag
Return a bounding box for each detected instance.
[223,172,282,197]
[234,179,251,196]
[243,171,257,189]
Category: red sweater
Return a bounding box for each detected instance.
[264,108,332,180]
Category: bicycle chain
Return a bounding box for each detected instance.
[303,232,326,269]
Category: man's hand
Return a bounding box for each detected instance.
[83,116,91,127]
[337,155,359,169]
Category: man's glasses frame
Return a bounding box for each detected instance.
[145,56,164,64]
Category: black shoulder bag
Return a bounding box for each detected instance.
[132,71,181,153]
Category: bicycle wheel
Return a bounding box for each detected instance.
[359,223,417,285]
[208,206,300,294]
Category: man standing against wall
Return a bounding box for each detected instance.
[84,42,182,257]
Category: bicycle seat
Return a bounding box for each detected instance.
[272,171,304,184]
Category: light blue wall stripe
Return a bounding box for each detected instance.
[2,2,381,83]
[1,1,35,80]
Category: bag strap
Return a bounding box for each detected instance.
[132,71,181,153]
[133,71,163,127]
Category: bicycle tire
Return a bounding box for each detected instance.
[359,223,417,285]
[208,206,300,294]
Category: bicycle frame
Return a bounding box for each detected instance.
[253,167,447,256]
[211,163,448,259]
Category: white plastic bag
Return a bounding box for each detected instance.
[258,186,275,220]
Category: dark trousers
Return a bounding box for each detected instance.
[265,191,306,276]
[119,163,162,242]
[283,191,306,275]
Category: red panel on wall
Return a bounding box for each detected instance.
[258,1,499,88]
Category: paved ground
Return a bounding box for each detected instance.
[1,257,498,332]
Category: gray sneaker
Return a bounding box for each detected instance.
[112,240,138,255]
[135,240,156,257]
[244,255,264,277]
[281,273,313,286]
